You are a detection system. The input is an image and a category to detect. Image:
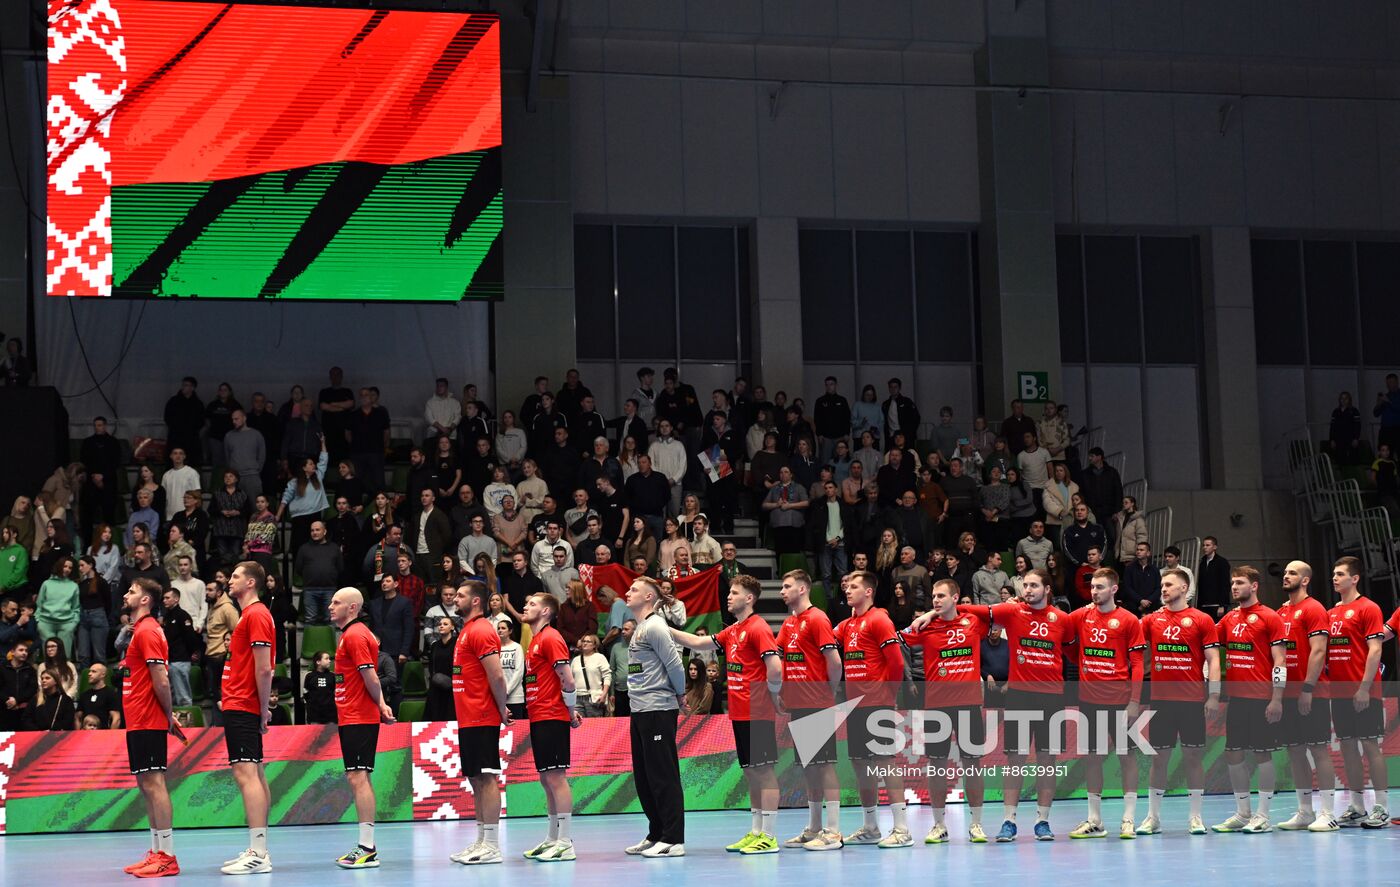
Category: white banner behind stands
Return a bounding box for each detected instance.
[36,297,492,441]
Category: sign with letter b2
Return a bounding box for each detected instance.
[1017,371,1049,404]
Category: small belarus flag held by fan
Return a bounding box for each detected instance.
[577,563,724,635]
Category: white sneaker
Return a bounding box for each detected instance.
[220,849,271,875]
[1337,806,1368,828]
[639,842,685,858]
[876,827,913,849]
[924,823,949,844]
[450,841,484,864]
[968,823,988,843]
[624,838,656,856]
[843,825,883,845]
[1136,814,1161,835]
[1307,811,1340,832]
[1212,812,1250,833]
[1187,815,1207,835]
[536,840,576,862]
[1278,810,1315,830]
[1119,817,1135,840]
[1241,813,1272,834]
[1361,806,1391,829]
[802,828,844,851]
[461,843,504,865]
[785,827,821,848]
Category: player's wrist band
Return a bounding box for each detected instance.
[1271,666,1287,688]
[562,690,577,710]
[1301,682,1316,694]
[1207,680,1221,697]
[767,678,782,696]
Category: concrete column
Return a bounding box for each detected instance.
[749,217,803,398]
[975,0,1061,416]
[1200,227,1263,489]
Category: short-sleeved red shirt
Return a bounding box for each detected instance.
[1327,596,1386,700]
[1278,596,1330,698]
[122,615,169,731]
[1218,603,1286,699]
[715,614,780,721]
[525,625,572,723]
[335,620,381,725]
[899,608,991,708]
[1064,605,1146,705]
[453,615,503,727]
[775,605,839,710]
[989,601,1075,696]
[1141,607,1218,702]
[221,601,275,715]
[834,606,903,709]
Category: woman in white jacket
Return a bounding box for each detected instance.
[1114,496,1150,563]
[1040,461,1079,549]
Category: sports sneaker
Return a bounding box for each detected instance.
[1360,806,1391,829]
[624,838,655,856]
[844,825,883,845]
[802,828,844,851]
[1337,806,1368,828]
[1308,811,1340,832]
[1033,820,1054,841]
[925,823,949,844]
[1212,813,1250,833]
[1187,815,1207,835]
[451,841,484,864]
[1278,810,1316,831]
[1069,820,1106,839]
[739,834,779,855]
[726,831,760,852]
[523,839,556,859]
[461,844,504,865]
[785,827,821,848]
[536,840,576,862]
[124,851,158,874]
[220,849,272,875]
[1119,817,1135,840]
[335,846,379,869]
[132,852,180,879]
[968,823,988,843]
[995,820,1018,843]
[639,842,685,858]
[877,827,913,849]
[1136,814,1161,835]
[1241,813,1272,834]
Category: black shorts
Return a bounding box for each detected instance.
[224,710,264,764]
[127,729,168,774]
[789,708,837,765]
[1003,689,1064,756]
[1225,697,1280,753]
[339,723,379,771]
[1331,696,1385,741]
[1279,696,1331,747]
[922,706,987,760]
[1079,702,1129,754]
[734,719,779,769]
[458,725,502,777]
[1148,700,1207,750]
[531,719,572,772]
[846,707,898,761]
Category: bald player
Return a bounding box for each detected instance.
[1275,561,1338,831]
[329,587,396,869]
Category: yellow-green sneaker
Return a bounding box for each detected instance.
[739,833,780,855]
[726,832,761,852]
[523,839,555,859]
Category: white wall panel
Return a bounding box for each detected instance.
[1144,367,1203,489]
[1087,365,1145,483]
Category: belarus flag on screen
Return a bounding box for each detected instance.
[46,0,502,300]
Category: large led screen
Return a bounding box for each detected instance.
[47,0,502,301]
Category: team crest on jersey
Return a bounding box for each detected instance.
[1047,612,1058,622]
[960,618,971,627]
[1345,609,1355,618]
[1294,610,1302,619]
[1154,662,1163,671]
[1181,617,1193,627]
[739,631,747,643]
[1247,614,1258,623]
[1016,654,1026,663]
[938,667,948,677]
[1108,618,1120,629]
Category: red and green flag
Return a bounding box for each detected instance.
[578,563,724,635]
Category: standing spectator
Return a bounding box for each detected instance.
[1015,520,1053,570]
[1371,443,1399,516]
[367,574,414,680]
[0,639,37,729]
[294,521,342,626]
[423,617,457,721]
[243,494,279,578]
[608,398,650,455]
[1,524,28,600]
[1120,542,1161,614]
[571,396,608,456]
[571,634,610,717]
[24,667,77,731]
[498,551,543,622]
[73,556,109,668]
[1005,467,1036,542]
[202,579,238,722]
[1327,391,1363,465]
[224,410,266,500]
[406,488,452,561]
[932,406,961,460]
[624,517,658,571]
[851,385,882,449]
[970,416,997,460]
[79,417,122,540]
[1016,432,1052,514]
[159,448,200,523]
[1112,496,1149,564]
[88,524,122,587]
[169,554,207,630]
[1061,503,1107,568]
[280,396,323,470]
[609,618,636,715]
[203,383,242,469]
[494,411,528,479]
[77,661,121,728]
[977,465,1010,551]
[513,459,548,522]
[1374,373,1400,455]
[41,636,79,699]
[813,377,851,464]
[163,377,204,466]
[1036,401,1069,462]
[1078,448,1123,539]
[347,388,390,496]
[558,580,598,652]
[275,436,329,556]
[168,490,210,571]
[763,465,808,554]
[1040,462,1079,549]
[491,496,529,560]
[211,472,251,569]
[161,525,197,583]
[318,366,356,462]
[881,378,921,446]
[424,378,461,446]
[969,551,1009,607]
[119,543,168,600]
[3,495,35,559]
[37,557,80,654]
[395,552,428,622]
[246,392,283,498]
[890,545,931,608]
[939,458,979,542]
[2,336,33,386]
[160,588,199,707]
[303,651,336,724]
[1195,536,1230,620]
[999,399,1036,457]
[450,484,491,541]
[624,454,670,542]
[540,546,579,604]
[496,618,526,720]
[813,480,852,594]
[875,448,918,508]
[629,367,658,429]
[648,420,687,519]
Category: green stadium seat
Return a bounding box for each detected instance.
[402,660,427,698]
[190,663,205,700]
[397,699,425,723]
[777,553,807,577]
[810,581,827,611]
[301,625,337,659]
[274,663,288,680]
[175,705,204,728]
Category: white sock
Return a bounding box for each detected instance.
[825,801,841,831]
[932,806,945,826]
[556,813,571,841]
[1036,804,1051,824]
[1087,793,1102,823]
[358,822,374,849]
[1320,788,1335,814]
[548,814,558,840]
[481,823,499,848]
[761,810,776,836]
[1377,790,1389,810]
[1258,790,1273,818]
[149,828,159,852]
[1003,802,1017,822]
[1257,760,1276,817]
[808,801,822,831]
[1228,762,1251,815]
[969,806,983,826]
[156,829,174,854]
[1122,792,1138,821]
[1296,789,1313,813]
[250,827,267,855]
[891,802,907,830]
[1149,787,1165,817]
[862,805,878,829]
[1351,790,1366,811]
[751,808,761,834]
[1188,789,1203,819]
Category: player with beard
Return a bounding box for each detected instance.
[1275,561,1339,831]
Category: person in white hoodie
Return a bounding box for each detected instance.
[423,378,461,445]
[648,418,687,518]
[629,366,658,429]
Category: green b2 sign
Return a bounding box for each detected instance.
[1017,371,1049,404]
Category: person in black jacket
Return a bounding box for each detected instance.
[160,588,201,707]
[881,377,921,448]
[699,412,744,534]
[1196,536,1230,620]
[0,640,38,730]
[79,417,123,539]
[424,616,457,721]
[163,377,204,466]
[1076,447,1123,541]
[813,376,852,465]
[404,488,453,561]
[303,651,336,724]
[26,666,77,730]
[607,398,649,454]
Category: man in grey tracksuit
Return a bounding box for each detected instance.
[622,576,688,858]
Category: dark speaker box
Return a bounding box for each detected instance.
[0,387,69,510]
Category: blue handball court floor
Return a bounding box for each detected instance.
[1,796,1389,886]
